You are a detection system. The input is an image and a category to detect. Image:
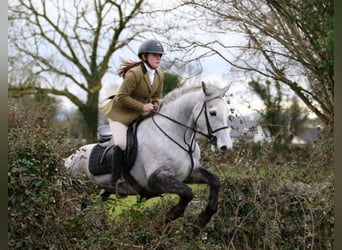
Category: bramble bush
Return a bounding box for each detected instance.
[106,136,333,249]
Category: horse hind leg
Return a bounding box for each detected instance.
[148,168,193,223]
[185,167,220,227]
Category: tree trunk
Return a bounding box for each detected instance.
[80,91,99,142]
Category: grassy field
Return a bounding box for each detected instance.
[104,184,205,219]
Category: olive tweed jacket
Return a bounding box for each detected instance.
[100,63,164,126]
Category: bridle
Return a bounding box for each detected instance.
[196,100,229,146]
[153,99,229,146]
[151,97,230,172]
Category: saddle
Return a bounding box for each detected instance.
[89,116,161,199]
[89,123,138,177]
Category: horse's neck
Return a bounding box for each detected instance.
[161,91,202,126]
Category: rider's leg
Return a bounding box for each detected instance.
[111,145,124,186]
[108,120,128,197]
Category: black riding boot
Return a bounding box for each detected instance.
[111,146,128,198]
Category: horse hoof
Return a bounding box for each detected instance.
[165,211,184,224]
[101,195,110,201]
[164,217,172,224]
[165,213,176,223]
[115,179,129,198]
[197,212,211,228]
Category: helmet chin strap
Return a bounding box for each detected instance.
[142,57,156,70]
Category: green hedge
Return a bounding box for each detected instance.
[8,104,116,249]
[8,102,334,249]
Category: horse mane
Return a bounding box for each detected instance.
[161,82,219,105]
[161,84,202,104]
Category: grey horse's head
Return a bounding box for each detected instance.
[193,82,233,153]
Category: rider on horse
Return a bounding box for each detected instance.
[99,39,165,197]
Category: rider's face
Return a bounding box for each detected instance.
[146,53,161,69]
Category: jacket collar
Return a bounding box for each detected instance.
[140,62,159,76]
[140,62,147,74]
[140,63,160,92]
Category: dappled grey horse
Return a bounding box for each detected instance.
[64,82,233,227]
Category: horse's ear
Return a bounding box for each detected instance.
[221,82,232,96]
[201,81,209,96]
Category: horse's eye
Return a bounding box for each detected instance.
[209,111,217,116]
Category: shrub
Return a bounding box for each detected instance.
[199,133,334,249]
[8,101,334,249]
[213,177,334,249]
[8,102,116,249]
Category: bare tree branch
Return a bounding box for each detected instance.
[8,0,158,139]
[168,0,333,131]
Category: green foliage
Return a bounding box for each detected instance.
[8,102,116,250]
[275,0,334,130]
[248,79,310,156]
[8,99,333,249]
[292,0,334,77]
[101,137,333,249]
[214,177,333,249]
[200,134,333,249]
[163,72,181,96]
[248,79,284,136]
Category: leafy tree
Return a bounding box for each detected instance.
[163,72,181,95]
[249,80,284,139]
[170,0,334,134]
[249,79,308,154]
[285,96,309,140]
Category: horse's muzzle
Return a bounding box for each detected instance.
[211,144,230,153]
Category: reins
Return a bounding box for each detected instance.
[152,111,194,152]
[151,99,230,174]
[152,101,230,145]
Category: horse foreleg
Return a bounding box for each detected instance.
[148,169,193,223]
[185,167,220,227]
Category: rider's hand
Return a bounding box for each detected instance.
[143,103,155,112]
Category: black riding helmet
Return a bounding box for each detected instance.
[138,39,165,59]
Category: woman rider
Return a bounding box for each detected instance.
[99,39,165,196]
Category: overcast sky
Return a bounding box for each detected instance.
[60,47,264,118]
[24,0,297,119]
